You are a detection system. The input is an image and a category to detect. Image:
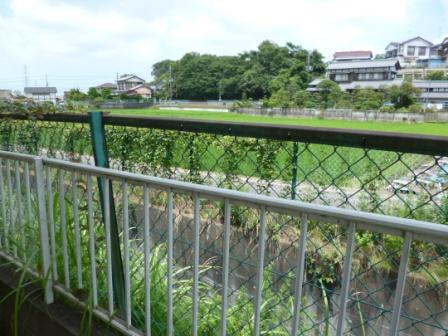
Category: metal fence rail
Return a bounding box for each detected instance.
[0,150,447,335]
[0,113,447,228]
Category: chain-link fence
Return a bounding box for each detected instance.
[0,114,447,226]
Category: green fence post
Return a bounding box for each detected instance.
[291,141,299,200]
[88,111,126,316]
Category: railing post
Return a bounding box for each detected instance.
[88,111,126,316]
[34,157,54,304]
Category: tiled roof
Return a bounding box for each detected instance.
[96,82,117,89]
[328,59,399,70]
[333,51,372,59]
[413,80,448,89]
[24,87,57,94]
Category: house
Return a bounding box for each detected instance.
[24,87,57,104]
[384,36,434,68]
[327,58,400,84]
[427,37,448,69]
[307,58,401,92]
[96,82,117,90]
[413,80,448,109]
[332,50,373,62]
[114,74,151,98]
[126,84,152,98]
[394,37,448,80]
[0,89,14,100]
[117,74,145,91]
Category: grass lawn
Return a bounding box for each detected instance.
[107,108,448,137]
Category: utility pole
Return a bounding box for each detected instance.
[24,65,29,87]
[307,50,313,72]
[45,74,48,87]
[169,64,173,101]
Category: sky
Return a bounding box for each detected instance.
[0,0,447,93]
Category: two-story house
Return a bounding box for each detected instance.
[428,37,448,69]
[115,74,152,98]
[307,58,401,92]
[117,75,145,91]
[328,59,401,90]
[24,87,57,104]
[385,36,434,68]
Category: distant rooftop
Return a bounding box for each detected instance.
[24,87,57,94]
[117,74,144,82]
[96,82,117,89]
[333,50,372,60]
[328,59,399,70]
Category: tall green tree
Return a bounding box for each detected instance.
[316,79,341,109]
[150,40,325,100]
[388,82,421,108]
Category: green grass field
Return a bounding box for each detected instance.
[107,108,448,136]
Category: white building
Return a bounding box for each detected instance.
[24,87,57,104]
[385,36,434,68]
[116,74,145,91]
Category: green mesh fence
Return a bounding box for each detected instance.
[0,117,446,225]
[0,114,447,335]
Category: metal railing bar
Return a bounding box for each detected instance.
[336,222,356,335]
[87,174,98,307]
[122,181,132,328]
[0,150,35,163]
[220,198,231,336]
[167,189,174,336]
[34,157,54,303]
[143,185,151,336]
[23,162,32,255]
[72,172,83,289]
[291,213,308,336]
[254,205,267,336]
[390,231,413,336]
[14,161,24,256]
[39,157,448,243]
[6,160,14,256]
[4,113,447,156]
[192,193,200,336]
[58,168,70,289]
[104,177,114,316]
[45,166,58,281]
[0,159,5,249]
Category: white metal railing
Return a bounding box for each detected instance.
[0,150,447,336]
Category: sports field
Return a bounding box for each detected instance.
[108,108,448,136]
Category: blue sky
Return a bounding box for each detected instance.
[0,0,447,93]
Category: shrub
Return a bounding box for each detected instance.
[379,105,395,113]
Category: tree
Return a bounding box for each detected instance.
[352,87,383,110]
[316,80,341,109]
[426,70,447,80]
[388,82,421,109]
[65,88,87,101]
[87,87,100,100]
[150,40,326,100]
[100,88,112,100]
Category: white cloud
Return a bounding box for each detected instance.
[0,0,442,92]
